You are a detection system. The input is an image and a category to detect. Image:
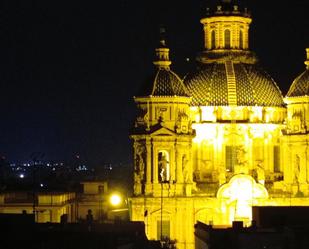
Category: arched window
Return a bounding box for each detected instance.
[239,30,243,49]
[224,29,231,49]
[158,150,170,182]
[211,30,216,49]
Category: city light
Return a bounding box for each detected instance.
[110,193,121,206]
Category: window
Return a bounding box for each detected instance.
[226,146,237,172]
[98,185,104,194]
[157,220,170,240]
[239,30,243,49]
[225,29,231,49]
[273,146,280,172]
[211,30,216,49]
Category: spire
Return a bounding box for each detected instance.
[153,28,171,69]
[305,48,309,69]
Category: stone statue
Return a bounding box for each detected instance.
[176,112,189,133]
[235,146,248,174]
[256,160,265,185]
[134,145,145,182]
[158,153,169,182]
[182,155,189,183]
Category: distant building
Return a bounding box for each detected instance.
[0,181,127,223]
[77,181,108,221]
[0,192,76,223]
[129,0,309,248]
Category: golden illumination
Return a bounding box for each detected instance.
[217,175,268,226]
[130,4,309,249]
[110,194,122,207]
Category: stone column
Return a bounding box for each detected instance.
[153,144,158,184]
[176,143,183,183]
[170,142,176,183]
[146,140,152,184]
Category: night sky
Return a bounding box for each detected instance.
[0,0,308,166]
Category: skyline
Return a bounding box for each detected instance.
[0,0,308,165]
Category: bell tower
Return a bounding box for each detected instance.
[130,30,195,197]
[282,48,309,194]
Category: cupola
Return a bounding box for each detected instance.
[200,0,252,51]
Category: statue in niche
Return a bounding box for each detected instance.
[158,153,169,182]
[290,111,303,133]
[134,145,145,182]
[182,155,189,183]
[294,154,300,184]
[234,146,248,174]
[158,107,167,123]
[256,160,265,185]
[176,112,189,133]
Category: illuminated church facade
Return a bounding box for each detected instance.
[130,1,309,248]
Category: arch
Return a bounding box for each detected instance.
[158,150,170,182]
[217,174,268,225]
[224,29,231,49]
[239,30,243,49]
[195,208,214,225]
[211,30,216,49]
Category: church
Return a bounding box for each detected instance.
[129,1,309,248]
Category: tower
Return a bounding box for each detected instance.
[281,49,309,193]
[130,29,194,197]
[130,31,195,247]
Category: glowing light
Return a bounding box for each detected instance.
[201,106,216,122]
[19,174,24,178]
[110,194,122,206]
[192,123,217,143]
[217,175,268,225]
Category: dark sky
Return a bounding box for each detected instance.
[0,0,308,166]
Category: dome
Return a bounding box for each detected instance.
[138,68,190,97]
[138,30,190,98]
[286,49,309,98]
[286,70,309,97]
[184,61,284,107]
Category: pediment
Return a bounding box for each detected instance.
[150,126,176,137]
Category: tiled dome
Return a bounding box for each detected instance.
[287,49,309,98]
[139,68,190,97]
[287,70,309,97]
[184,61,284,106]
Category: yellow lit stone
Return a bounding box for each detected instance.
[130,4,309,249]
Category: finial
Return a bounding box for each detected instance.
[159,27,167,47]
[153,27,171,69]
[305,48,309,69]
